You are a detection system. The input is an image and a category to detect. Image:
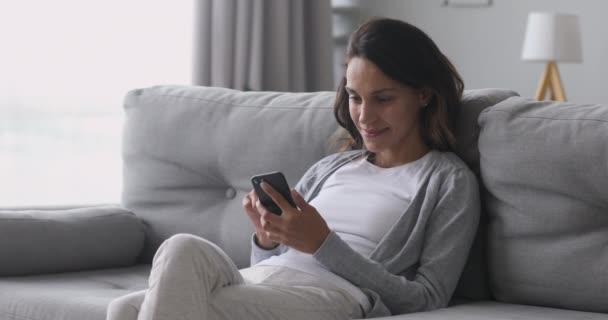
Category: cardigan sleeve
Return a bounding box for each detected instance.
[249,233,289,266]
[313,169,480,315]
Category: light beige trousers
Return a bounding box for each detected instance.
[106,233,363,320]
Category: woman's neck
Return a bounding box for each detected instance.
[369,144,430,168]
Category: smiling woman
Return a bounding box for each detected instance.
[344,57,432,168]
[0,1,193,207]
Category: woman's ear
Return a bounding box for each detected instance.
[418,87,433,107]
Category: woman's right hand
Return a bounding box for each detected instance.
[242,190,278,249]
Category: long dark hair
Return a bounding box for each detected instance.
[334,18,464,152]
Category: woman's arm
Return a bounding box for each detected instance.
[313,169,480,314]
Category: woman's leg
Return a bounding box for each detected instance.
[136,233,244,320]
[111,234,364,320]
[106,290,146,320]
[207,266,365,320]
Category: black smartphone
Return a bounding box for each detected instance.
[251,171,296,215]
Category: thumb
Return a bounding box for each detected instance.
[291,189,310,211]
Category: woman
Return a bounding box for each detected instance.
[107,17,479,320]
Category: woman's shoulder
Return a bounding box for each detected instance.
[430,151,469,170]
[422,151,480,201]
[427,151,476,180]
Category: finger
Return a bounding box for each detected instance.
[255,199,267,215]
[265,232,284,245]
[249,190,259,203]
[260,217,281,233]
[260,213,285,239]
[258,204,283,226]
[242,194,253,208]
[243,194,261,216]
[290,189,309,210]
[260,181,293,215]
[256,200,282,223]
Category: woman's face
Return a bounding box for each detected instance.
[346,57,430,166]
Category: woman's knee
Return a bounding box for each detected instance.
[106,290,146,320]
[161,233,220,258]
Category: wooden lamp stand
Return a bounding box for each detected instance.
[535,61,566,101]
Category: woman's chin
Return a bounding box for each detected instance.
[363,143,383,153]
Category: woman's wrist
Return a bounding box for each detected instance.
[254,232,279,250]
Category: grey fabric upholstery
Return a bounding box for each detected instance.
[0,264,149,320]
[372,301,608,319]
[453,88,519,177]
[451,88,519,301]
[0,206,145,276]
[478,97,608,313]
[122,85,340,267]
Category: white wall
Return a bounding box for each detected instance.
[356,0,608,104]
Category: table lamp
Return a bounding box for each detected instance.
[521,12,582,101]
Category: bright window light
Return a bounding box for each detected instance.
[0,1,193,207]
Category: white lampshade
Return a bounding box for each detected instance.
[521,12,582,63]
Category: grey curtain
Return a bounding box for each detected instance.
[193,0,334,92]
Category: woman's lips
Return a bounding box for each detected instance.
[362,128,388,138]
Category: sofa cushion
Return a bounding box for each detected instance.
[453,88,519,177]
[478,97,608,312]
[0,206,146,276]
[0,264,149,320]
[122,85,340,267]
[371,301,608,320]
[451,88,519,301]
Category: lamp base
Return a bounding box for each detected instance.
[535,61,566,101]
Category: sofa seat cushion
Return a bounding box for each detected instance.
[372,301,608,319]
[478,98,608,312]
[0,264,149,320]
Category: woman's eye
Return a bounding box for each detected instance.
[349,96,361,102]
[377,96,392,102]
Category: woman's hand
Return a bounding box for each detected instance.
[255,181,331,254]
[242,190,278,249]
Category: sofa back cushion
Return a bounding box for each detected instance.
[121,85,518,298]
[122,86,338,267]
[478,97,608,312]
[451,88,519,301]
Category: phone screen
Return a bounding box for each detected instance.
[251,171,296,215]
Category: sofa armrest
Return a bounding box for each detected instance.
[0,205,146,276]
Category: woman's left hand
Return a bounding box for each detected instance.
[255,181,330,254]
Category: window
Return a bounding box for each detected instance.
[331,0,359,87]
[0,1,193,207]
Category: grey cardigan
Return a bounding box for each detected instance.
[251,150,480,318]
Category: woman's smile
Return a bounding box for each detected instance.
[361,128,389,138]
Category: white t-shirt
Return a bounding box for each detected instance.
[257,151,436,308]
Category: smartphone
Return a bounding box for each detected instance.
[251,171,296,215]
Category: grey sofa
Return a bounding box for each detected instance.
[1,85,607,320]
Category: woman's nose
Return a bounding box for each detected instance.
[358,102,376,124]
